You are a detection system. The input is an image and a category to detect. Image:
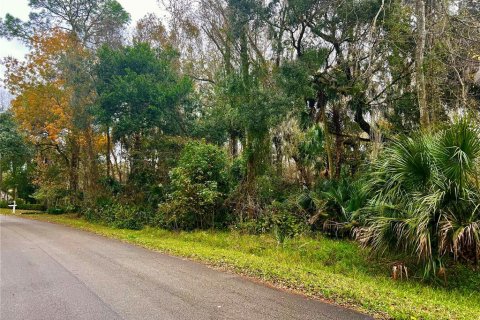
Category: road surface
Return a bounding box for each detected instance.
[0,215,371,320]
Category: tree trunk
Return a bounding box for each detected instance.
[69,136,80,204]
[273,134,283,177]
[85,125,99,196]
[332,105,343,179]
[415,0,430,128]
[129,133,142,184]
[106,126,112,178]
[240,27,249,88]
[317,92,334,179]
[112,145,123,183]
[229,131,238,158]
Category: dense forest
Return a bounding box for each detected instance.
[1,0,480,278]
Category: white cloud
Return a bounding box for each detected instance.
[0,0,30,63]
[118,0,167,23]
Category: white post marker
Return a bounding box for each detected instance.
[8,201,17,214]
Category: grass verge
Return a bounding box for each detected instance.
[2,209,479,320]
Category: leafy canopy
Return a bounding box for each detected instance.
[96,43,192,141]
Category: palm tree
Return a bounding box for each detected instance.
[356,118,480,276]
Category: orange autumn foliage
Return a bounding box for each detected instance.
[3,30,85,144]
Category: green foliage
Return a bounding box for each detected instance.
[47,207,67,215]
[157,141,229,229]
[0,112,35,198]
[0,200,47,211]
[297,124,325,167]
[234,199,308,243]
[2,0,480,311]
[358,118,480,276]
[1,0,130,44]
[254,174,280,205]
[229,156,246,184]
[0,112,31,165]
[276,47,329,108]
[95,43,192,190]
[308,178,368,237]
[17,203,45,211]
[96,43,191,139]
[110,205,147,230]
[33,184,70,209]
[267,201,308,244]
[46,204,77,214]
[83,200,152,230]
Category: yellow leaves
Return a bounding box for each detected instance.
[11,84,69,143]
[96,134,108,151]
[5,29,102,190]
[45,124,60,141]
[3,30,83,144]
[4,29,85,94]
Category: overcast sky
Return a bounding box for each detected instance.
[0,0,167,66]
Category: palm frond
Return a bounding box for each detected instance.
[358,117,480,276]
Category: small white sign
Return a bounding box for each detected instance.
[8,201,17,214]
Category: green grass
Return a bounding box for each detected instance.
[2,209,479,320]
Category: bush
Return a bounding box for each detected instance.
[234,201,308,243]
[83,199,115,223]
[18,203,46,211]
[357,118,480,276]
[157,140,229,230]
[268,201,308,244]
[47,207,66,215]
[304,178,367,237]
[0,200,46,211]
[111,205,144,230]
[83,200,153,230]
[229,156,246,185]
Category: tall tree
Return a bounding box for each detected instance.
[0,0,130,47]
[3,31,92,205]
[415,0,429,128]
[0,112,32,200]
[95,43,192,188]
[1,0,131,204]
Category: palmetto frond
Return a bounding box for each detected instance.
[357,118,480,276]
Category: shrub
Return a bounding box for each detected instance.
[0,200,45,211]
[234,201,308,243]
[267,201,308,244]
[0,199,45,211]
[47,207,66,215]
[111,205,144,230]
[83,201,152,230]
[83,199,115,223]
[157,141,229,230]
[229,156,246,185]
[18,203,46,211]
[357,118,480,276]
[306,178,367,237]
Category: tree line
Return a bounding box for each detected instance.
[1,0,480,276]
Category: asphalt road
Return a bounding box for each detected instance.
[0,215,371,320]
